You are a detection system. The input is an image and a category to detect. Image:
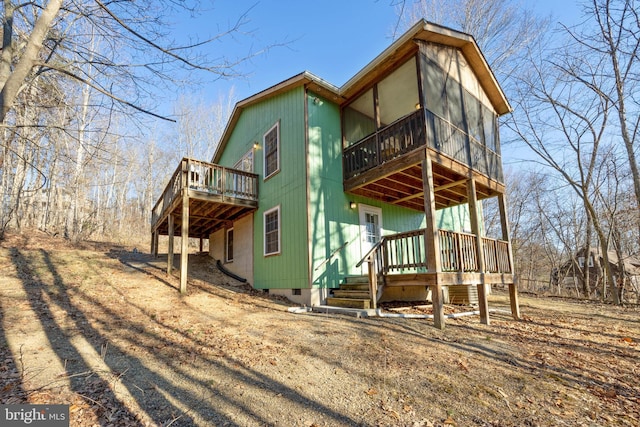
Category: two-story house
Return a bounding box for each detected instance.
[150,20,519,328]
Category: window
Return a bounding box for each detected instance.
[264,206,280,255]
[263,122,280,179]
[234,149,254,172]
[364,212,381,244]
[226,228,234,262]
[232,149,255,197]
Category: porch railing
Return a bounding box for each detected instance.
[357,228,512,277]
[151,158,259,227]
[343,108,503,183]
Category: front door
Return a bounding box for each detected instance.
[358,204,383,274]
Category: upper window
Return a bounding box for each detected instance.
[234,149,254,172]
[264,206,280,256]
[263,122,280,179]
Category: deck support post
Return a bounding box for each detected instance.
[422,154,444,329]
[468,178,489,325]
[151,231,159,258]
[431,282,445,330]
[167,214,174,276]
[499,194,520,320]
[180,190,189,294]
[368,259,378,310]
[477,283,490,324]
[509,281,521,320]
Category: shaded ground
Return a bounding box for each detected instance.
[1,232,638,426]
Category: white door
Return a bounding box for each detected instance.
[358,204,383,274]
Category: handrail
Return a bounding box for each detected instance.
[352,228,511,274]
[315,241,350,271]
[355,237,387,268]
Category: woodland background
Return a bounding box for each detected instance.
[1,0,639,303]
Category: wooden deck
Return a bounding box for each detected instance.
[343,108,504,212]
[151,158,259,239]
[150,158,258,293]
[343,110,519,328]
[358,227,519,328]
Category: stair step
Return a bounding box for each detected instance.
[339,283,370,291]
[332,290,370,299]
[325,297,371,309]
[343,276,369,284]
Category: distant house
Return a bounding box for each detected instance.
[553,247,640,301]
[150,20,519,328]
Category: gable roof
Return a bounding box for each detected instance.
[213,20,511,163]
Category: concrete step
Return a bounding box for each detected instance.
[332,290,370,299]
[325,297,371,309]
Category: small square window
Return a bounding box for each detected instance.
[292,289,301,296]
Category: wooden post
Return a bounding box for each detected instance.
[468,178,489,325]
[422,154,444,329]
[180,189,189,294]
[368,259,377,310]
[509,280,521,320]
[199,237,204,253]
[499,194,520,320]
[152,231,159,258]
[167,214,174,276]
[430,282,445,329]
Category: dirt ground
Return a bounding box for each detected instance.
[1,232,638,427]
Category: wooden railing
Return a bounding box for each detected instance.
[354,228,512,307]
[439,230,479,272]
[151,158,259,227]
[356,228,512,277]
[343,108,503,183]
[482,237,511,273]
[384,229,428,272]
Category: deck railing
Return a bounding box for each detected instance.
[151,158,259,227]
[357,228,512,277]
[343,108,503,183]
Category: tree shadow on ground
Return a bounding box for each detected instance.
[7,248,363,426]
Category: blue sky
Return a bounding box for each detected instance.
[171,0,583,104]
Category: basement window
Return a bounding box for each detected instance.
[292,289,301,296]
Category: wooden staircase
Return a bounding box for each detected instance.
[325,276,372,309]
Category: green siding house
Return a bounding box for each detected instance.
[151,21,520,328]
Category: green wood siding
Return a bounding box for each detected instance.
[307,92,428,289]
[219,87,309,290]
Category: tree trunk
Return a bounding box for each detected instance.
[0,0,63,123]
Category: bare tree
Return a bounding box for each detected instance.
[392,0,548,90]
[173,89,237,161]
[562,0,640,236]
[0,1,277,240]
[507,31,624,303]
